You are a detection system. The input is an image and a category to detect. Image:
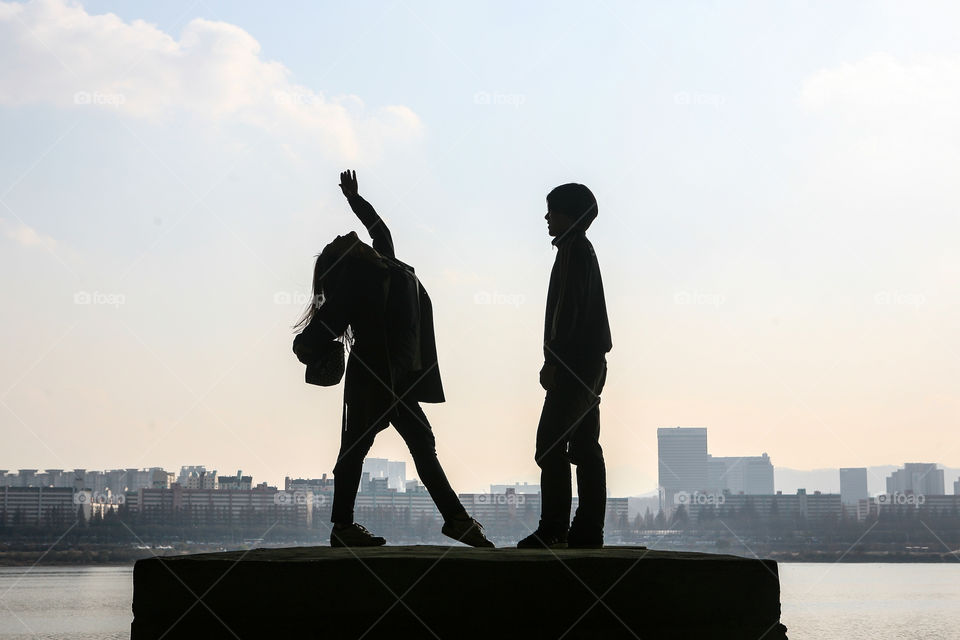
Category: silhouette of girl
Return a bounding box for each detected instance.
[293,170,492,548]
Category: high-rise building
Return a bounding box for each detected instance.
[362,458,407,492]
[954,478,960,496]
[219,470,253,491]
[885,463,944,497]
[739,455,774,495]
[839,468,869,506]
[178,466,218,490]
[657,427,708,510]
[35,469,71,487]
[707,454,774,495]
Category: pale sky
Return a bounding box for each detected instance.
[2,0,959,495]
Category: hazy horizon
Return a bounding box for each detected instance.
[3,0,960,496]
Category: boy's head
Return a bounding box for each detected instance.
[544,183,597,238]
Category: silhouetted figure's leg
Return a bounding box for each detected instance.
[331,403,385,525]
[568,360,607,543]
[535,390,577,536]
[391,398,494,547]
[392,399,465,521]
[533,359,607,541]
[568,403,606,536]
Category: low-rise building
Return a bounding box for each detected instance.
[219,471,253,491]
[136,485,310,527]
[684,489,842,524]
[0,487,79,525]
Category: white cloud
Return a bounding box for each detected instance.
[0,216,57,250]
[801,52,960,131]
[0,0,422,159]
[798,52,960,182]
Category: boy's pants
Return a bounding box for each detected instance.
[535,357,607,536]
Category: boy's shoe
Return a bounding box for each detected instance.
[442,516,495,548]
[517,529,568,549]
[330,523,386,547]
[566,529,604,549]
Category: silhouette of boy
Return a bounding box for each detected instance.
[518,183,612,549]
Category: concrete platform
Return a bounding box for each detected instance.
[131,545,788,639]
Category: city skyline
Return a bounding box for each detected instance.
[8,445,960,496]
[5,456,958,538]
[5,454,960,501]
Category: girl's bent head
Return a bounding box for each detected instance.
[294,232,383,330]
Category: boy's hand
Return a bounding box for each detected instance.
[339,170,358,198]
[539,363,557,391]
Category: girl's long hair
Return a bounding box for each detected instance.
[293,253,327,332]
[293,239,349,333]
[293,234,378,343]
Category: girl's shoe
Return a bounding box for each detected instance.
[330,523,387,547]
[442,516,495,548]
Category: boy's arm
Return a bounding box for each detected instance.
[339,169,396,259]
[544,245,591,372]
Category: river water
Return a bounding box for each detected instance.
[0,563,958,638]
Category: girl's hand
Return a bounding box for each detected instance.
[339,170,358,198]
